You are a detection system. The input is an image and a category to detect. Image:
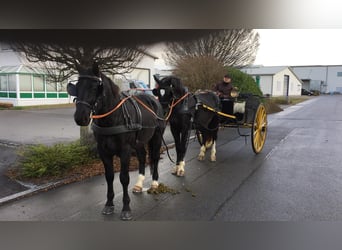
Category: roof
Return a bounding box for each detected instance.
[240,66,288,75]
[241,65,304,84]
[0,65,46,75]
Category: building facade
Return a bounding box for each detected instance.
[291,65,342,94]
[0,43,158,106]
[240,66,302,97]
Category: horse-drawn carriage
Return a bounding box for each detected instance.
[153,75,268,176]
[196,92,267,154]
[67,63,267,220]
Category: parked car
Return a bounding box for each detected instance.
[301,88,314,96]
[128,80,154,96]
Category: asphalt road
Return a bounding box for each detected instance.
[1,95,342,221]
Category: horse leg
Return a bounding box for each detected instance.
[210,140,217,162]
[170,125,182,175]
[132,143,146,193]
[198,132,208,161]
[170,125,188,176]
[98,150,115,215]
[198,144,206,161]
[119,149,132,221]
[175,126,191,176]
[148,132,162,190]
[210,130,218,162]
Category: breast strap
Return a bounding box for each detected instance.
[91,93,154,135]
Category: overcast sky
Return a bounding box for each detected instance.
[149,29,342,69]
[254,29,342,66]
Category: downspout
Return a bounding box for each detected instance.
[325,66,329,93]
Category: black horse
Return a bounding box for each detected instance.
[153,75,220,176]
[67,63,165,220]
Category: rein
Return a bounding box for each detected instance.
[91,91,190,121]
[91,95,166,120]
[91,96,131,119]
[164,92,190,121]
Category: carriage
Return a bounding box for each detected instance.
[153,75,268,177]
[195,91,268,154]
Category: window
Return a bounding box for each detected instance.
[337,72,342,77]
[0,75,8,91]
[33,75,44,91]
[8,75,16,91]
[46,81,57,92]
[19,75,32,91]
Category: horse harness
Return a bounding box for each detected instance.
[74,74,158,136]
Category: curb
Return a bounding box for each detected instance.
[0,136,196,207]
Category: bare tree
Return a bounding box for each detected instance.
[173,56,226,91]
[12,43,146,83]
[11,42,146,146]
[165,29,259,67]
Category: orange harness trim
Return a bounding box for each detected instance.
[164,92,190,121]
[91,96,131,119]
[91,92,190,121]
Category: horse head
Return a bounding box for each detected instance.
[153,75,186,110]
[67,62,104,126]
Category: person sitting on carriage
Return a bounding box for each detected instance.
[213,74,234,100]
[213,74,236,122]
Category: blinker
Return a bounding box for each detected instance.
[67,82,77,97]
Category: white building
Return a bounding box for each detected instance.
[0,42,158,106]
[240,66,302,97]
[291,65,342,94]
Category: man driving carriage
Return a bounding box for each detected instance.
[213,74,234,99]
[213,74,237,121]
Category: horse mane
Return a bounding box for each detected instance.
[169,76,186,98]
[100,72,120,97]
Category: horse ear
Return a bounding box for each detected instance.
[92,62,100,77]
[153,74,161,84]
[76,63,84,73]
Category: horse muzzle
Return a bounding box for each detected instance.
[74,108,92,126]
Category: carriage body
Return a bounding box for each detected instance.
[197,93,267,154]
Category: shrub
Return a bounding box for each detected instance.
[0,102,14,109]
[225,67,263,96]
[19,141,95,178]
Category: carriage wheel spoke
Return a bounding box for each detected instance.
[251,104,267,154]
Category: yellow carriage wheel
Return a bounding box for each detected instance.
[251,103,267,154]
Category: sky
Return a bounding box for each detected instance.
[149,29,342,69]
[254,29,342,66]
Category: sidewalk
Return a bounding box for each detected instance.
[0,107,176,204]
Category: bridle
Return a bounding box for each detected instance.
[74,74,103,111]
[156,85,190,121]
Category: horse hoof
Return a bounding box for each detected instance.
[197,156,204,161]
[102,205,114,215]
[120,211,133,221]
[132,185,143,193]
[177,170,185,177]
[171,167,178,175]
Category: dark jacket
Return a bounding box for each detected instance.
[213,81,233,98]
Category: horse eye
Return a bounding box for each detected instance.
[160,89,165,96]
